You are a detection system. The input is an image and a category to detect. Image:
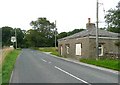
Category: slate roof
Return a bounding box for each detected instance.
[58,28,119,41]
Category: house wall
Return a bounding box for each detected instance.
[58,37,90,59]
[89,38,119,58]
[58,37,118,59]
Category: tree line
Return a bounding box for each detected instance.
[1,24,84,48]
[1,1,120,48]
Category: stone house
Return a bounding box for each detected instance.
[58,18,119,59]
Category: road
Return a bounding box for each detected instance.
[10,49,119,84]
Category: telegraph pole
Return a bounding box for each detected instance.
[55,20,57,48]
[15,28,17,49]
[96,0,99,60]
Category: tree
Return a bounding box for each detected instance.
[1,26,25,48]
[57,32,67,39]
[29,17,56,47]
[105,1,120,33]
[67,29,85,36]
[24,29,39,47]
[14,28,25,48]
[57,29,85,40]
[2,26,14,47]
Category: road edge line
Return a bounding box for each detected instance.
[9,70,13,84]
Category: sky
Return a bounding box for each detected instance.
[0,0,119,33]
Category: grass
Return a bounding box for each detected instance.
[80,58,120,71]
[2,49,21,84]
[2,47,14,64]
[39,47,61,57]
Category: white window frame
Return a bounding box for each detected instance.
[60,45,63,56]
[66,45,69,54]
[99,44,103,56]
[76,43,82,55]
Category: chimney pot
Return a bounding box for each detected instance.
[88,18,91,23]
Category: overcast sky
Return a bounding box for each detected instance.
[0,0,119,33]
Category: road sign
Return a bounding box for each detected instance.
[11,36,16,42]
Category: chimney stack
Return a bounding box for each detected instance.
[86,18,95,30]
[88,18,91,23]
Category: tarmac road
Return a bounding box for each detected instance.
[10,49,119,84]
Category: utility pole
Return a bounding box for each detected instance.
[96,0,99,60]
[15,28,17,49]
[55,20,57,48]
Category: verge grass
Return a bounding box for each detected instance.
[2,49,21,84]
[80,58,120,71]
[2,47,14,64]
[39,47,61,57]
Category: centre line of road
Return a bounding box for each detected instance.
[55,66,91,85]
[41,59,47,62]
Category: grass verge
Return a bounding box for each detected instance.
[2,49,21,84]
[80,58,120,71]
[39,47,61,57]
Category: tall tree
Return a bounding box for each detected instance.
[105,1,120,33]
[2,26,14,47]
[14,28,25,48]
[57,32,68,39]
[67,29,85,36]
[1,26,25,48]
[57,29,85,39]
[29,17,56,47]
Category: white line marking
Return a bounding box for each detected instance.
[48,62,51,64]
[41,59,47,62]
[9,70,13,83]
[55,66,91,85]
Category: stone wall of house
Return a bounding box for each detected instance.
[58,37,90,59]
[58,37,119,59]
[89,38,119,58]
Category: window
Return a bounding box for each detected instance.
[76,43,82,55]
[98,44,103,56]
[60,45,63,56]
[66,44,70,54]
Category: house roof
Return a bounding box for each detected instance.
[58,28,119,41]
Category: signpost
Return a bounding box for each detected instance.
[11,36,16,48]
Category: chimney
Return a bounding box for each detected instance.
[86,18,95,30]
[88,18,91,23]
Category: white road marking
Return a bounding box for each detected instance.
[48,62,51,64]
[9,70,14,83]
[55,66,91,85]
[41,59,47,62]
